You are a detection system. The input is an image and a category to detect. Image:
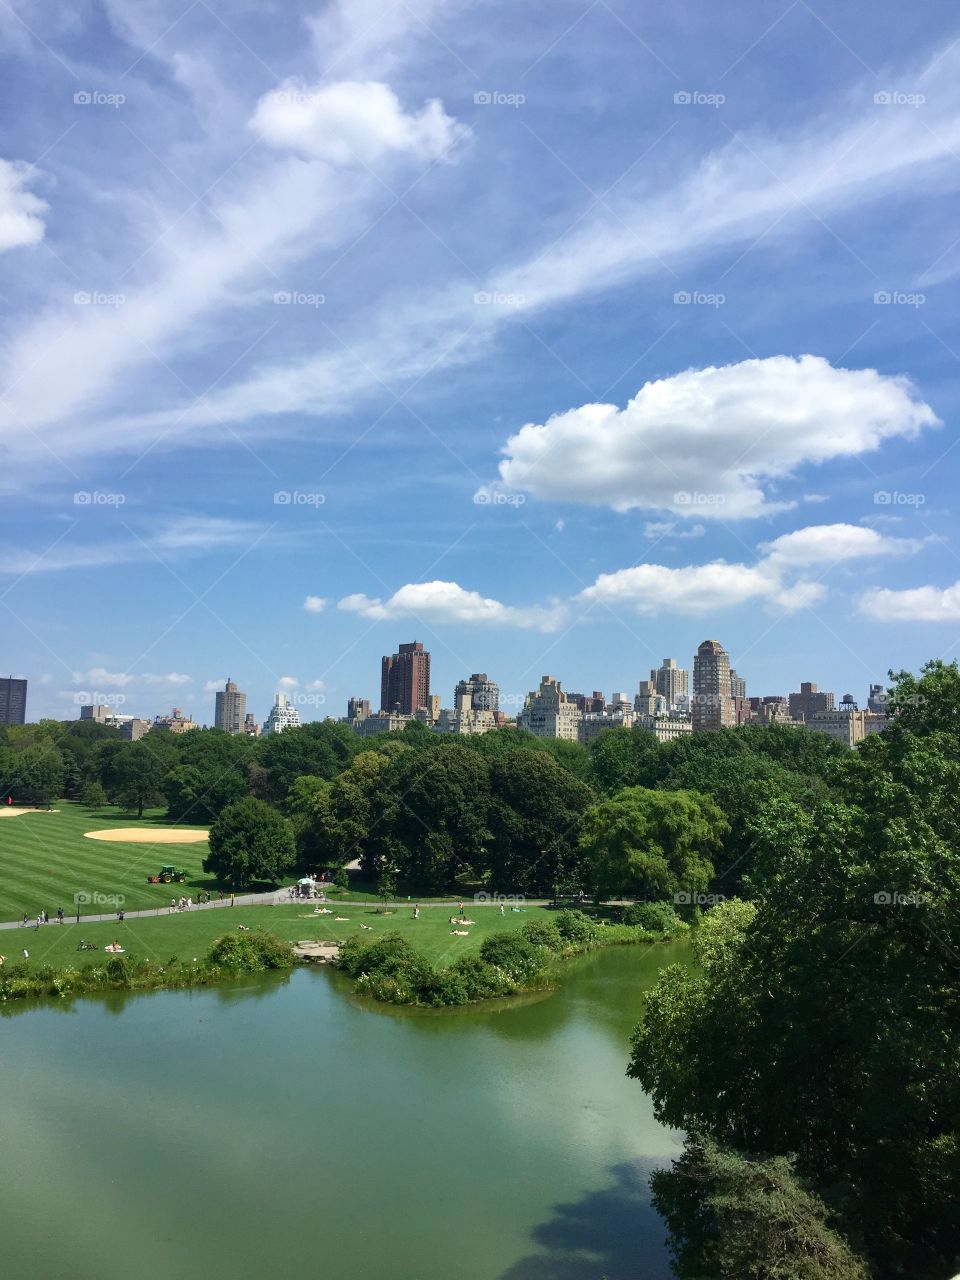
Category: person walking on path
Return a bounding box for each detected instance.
[57,907,64,924]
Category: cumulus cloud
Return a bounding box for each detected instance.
[494,356,939,520]
[760,523,924,566]
[578,561,822,615]
[579,522,925,617]
[858,581,960,621]
[249,79,468,167]
[338,580,566,631]
[278,675,299,688]
[0,158,47,251]
[303,595,326,613]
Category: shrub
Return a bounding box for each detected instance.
[623,901,680,933]
[446,954,511,1001]
[206,930,294,972]
[338,932,435,990]
[553,909,596,944]
[519,919,565,952]
[479,932,544,982]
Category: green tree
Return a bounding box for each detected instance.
[110,742,165,817]
[204,796,295,889]
[257,721,358,801]
[628,670,960,1279]
[652,1136,869,1280]
[81,779,108,809]
[373,745,491,892]
[377,864,397,913]
[582,786,727,902]
[486,749,595,894]
[3,744,66,805]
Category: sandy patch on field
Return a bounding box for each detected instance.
[84,828,209,844]
[0,807,59,817]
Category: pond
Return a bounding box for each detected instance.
[0,941,688,1280]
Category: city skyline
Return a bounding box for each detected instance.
[4,635,890,730]
[2,2,958,728]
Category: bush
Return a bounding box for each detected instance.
[479,932,544,982]
[446,954,511,1001]
[553,909,596,944]
[519,919,564,952]
[338,932,435,990]
[81,780,108,809]
[622,900,680,933]
[206,930,294,972]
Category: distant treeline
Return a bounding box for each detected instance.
[0,713,847,898]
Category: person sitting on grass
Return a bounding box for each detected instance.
[450,929,469,937]
[237,923,250,931]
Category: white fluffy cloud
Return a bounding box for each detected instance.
[334,523,926,629]
[761,524,924,565]
[249,79,468,167]
[495,356,938,519]
[579,561,823,615]
[858,581,960,621]
[303,595,326,613]
[0,158,46,251]
[579,521,924,617]
[338,580,566,631]
[278,675,299,688]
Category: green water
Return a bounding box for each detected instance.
[0,943,687,1280]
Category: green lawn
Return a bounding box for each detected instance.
[0,801,215,922]
[1,900,552,971]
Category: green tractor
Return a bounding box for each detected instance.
[148,864,189,885]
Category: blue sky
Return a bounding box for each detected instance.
[2,0,959,726]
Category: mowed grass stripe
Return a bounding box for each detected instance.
[0,802,212,921]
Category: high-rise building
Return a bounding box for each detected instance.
[634,680,666,719]
[692,640,736,731]
[454,673,500,712]
[0,676,27,725]
[517,675,582,740]
[380,641,430,716]
[729,668,746,700]
[214,679,247,734]
[788,681,835,722]
[242,712,261,737]
[347,697,371,720]
[650,659,689,711]
[263,693,301,735]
